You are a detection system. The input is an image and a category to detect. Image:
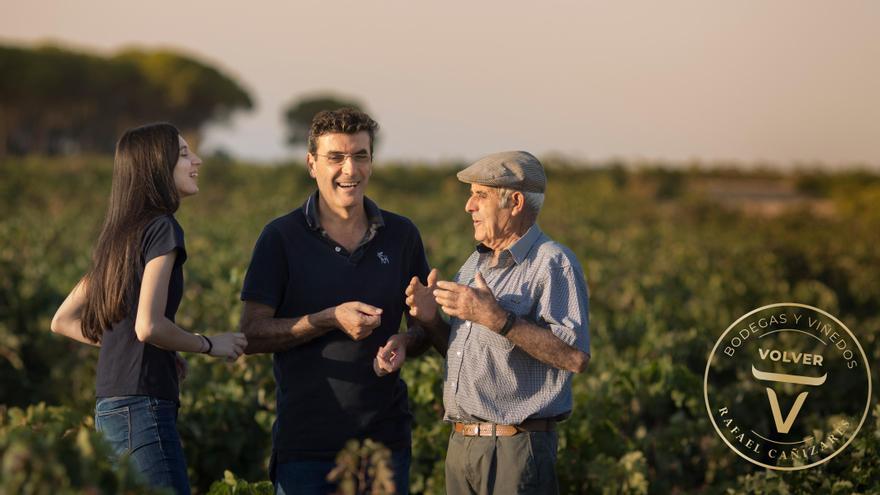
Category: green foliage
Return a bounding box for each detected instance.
[0,403,163,494]
[176,358,270,489]
[206,471,273,495]
[328,439,396,495]
[2,157,879,493]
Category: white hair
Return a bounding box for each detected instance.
[498,187,544,216]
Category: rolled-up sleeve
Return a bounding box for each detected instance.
[535,263,590,354]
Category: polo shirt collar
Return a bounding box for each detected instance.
[303,190,385,232]
[476,223,543,265]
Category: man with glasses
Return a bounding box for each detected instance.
[239,108,431,494]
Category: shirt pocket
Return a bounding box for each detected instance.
[497,292,533,316]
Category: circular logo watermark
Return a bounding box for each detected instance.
[704,303,872,470]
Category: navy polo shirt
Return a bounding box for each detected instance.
[241,192,429,461]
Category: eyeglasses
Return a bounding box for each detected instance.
[314,152,372,165]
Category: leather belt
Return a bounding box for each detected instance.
[453,418,556,437]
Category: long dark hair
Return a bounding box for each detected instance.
[81,123,181,342]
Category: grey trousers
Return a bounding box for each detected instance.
[445,430,560,495]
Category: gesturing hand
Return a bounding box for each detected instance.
[434,272,505,330]
[373,333,407,377]
[335,302,383,341]
[405,268,439,325]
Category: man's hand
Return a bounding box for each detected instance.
[373,333,407,377]
[434,272,506,331]
[334,302,382,341]
[405,268,440,325]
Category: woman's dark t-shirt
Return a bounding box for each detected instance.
[95,214,186,402]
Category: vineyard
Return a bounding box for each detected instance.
[1,156,879,494]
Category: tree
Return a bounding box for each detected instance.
[0,43,254,155]
[282,94,367,149]
[0,45,123,155]
[114,49,254,147]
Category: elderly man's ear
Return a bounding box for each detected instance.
[510,191,526,216]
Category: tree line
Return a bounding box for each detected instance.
[0,42,376,160]
[0,43,253,157]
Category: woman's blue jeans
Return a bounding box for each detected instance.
[95,396,191,495]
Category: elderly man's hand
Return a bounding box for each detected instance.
[405,268,440,325]
[433,272,506,330]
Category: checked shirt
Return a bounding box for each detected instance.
[443,224,590,424]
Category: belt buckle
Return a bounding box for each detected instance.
[478,423,494,437]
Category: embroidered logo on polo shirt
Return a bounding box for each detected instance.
[377,251,389,264]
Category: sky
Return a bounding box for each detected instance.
[3,0,879,167]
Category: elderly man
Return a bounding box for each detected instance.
[405,151,590,494]
[239,108,431,495]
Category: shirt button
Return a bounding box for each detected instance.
[334,246,341,252]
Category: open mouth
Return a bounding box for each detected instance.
[190,172,198,178]
[336,181,359,189]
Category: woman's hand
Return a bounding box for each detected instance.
[205,332,248,361]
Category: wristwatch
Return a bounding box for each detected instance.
[498,310,517,337]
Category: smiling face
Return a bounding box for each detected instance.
[307,131,373,216]
[173,135,202,197]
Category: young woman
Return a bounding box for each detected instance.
[51,123,247,495]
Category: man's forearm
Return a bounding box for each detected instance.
[505,319,589,373]
[242,309,335,354]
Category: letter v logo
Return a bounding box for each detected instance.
[752,366,828,434]
[765,389,808,434]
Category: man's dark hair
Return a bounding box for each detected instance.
[307,107,379,155]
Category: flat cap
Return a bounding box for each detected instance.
[457,151,546,193]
